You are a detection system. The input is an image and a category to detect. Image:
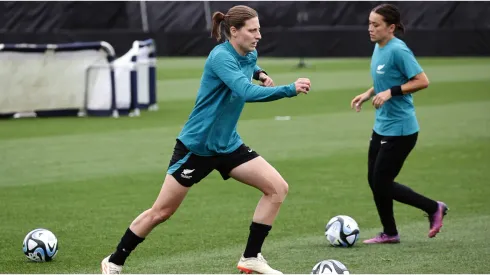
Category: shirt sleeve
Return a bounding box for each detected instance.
[394,47,423,80]
[211,51,296,102]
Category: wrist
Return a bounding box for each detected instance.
[259,72,267,80]
[364,91,373,99]
[390,85,403,96]
[253,70,267,81]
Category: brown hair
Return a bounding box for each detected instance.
[372,4,405,35]
[211,5,258,41]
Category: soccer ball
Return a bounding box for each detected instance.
[22,228,58,262]
[311,259,349,274]
[325,215,359,247]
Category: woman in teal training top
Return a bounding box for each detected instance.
[101,5,311,274]
[351,3,448,244]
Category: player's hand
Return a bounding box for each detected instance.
[351,91,371,112]
[259,73,274,87]
[295,78,311,94]
[372,89,392,109]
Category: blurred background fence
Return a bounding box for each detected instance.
[1,1,489,57]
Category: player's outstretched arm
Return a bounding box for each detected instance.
[212,52,310,102]
[253,65,274,87]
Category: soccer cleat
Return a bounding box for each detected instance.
[363,232,400,244]
[428,201,449,238]
[101,255,123,274]
[237,253,283,274]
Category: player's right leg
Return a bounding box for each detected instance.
[102,140,214,274]
[101,174,189,274]
[367,131,382,192]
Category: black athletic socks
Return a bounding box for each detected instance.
[109,228,145,266]
[243,222,272,258]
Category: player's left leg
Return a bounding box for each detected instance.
[217,144,285,274]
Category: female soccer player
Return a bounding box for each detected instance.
[101,5,311,274]
[350,4,448,244]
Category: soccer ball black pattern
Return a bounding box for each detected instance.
[22,228,58,262]
[325,215,360,247]
[311,259,350,274]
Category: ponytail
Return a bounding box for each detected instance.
[397,22,405,34]
[211,11,225,41]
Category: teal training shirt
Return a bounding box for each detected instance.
[177,41,297,156]
[371,37,424,136]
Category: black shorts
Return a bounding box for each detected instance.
[167,139,260,187]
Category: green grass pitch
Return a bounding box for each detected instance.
[1,57,489,273]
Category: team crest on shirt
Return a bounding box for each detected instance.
[376,64,385,74]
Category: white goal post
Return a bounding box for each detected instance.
[0,39,157,119]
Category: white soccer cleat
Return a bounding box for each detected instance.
[237,253,283,274]
[101,255,123,274]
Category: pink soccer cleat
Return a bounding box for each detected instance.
[363,233,400,244]
[428,201,449,238]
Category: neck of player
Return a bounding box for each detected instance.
[230,40,247,56]
[378,34,395,48]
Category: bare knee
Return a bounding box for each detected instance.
[148,207,175,225]
[264,180,289,203]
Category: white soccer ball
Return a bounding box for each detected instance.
[325,215,359,247]
[22,228,58,262]
[311,259,349,274]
